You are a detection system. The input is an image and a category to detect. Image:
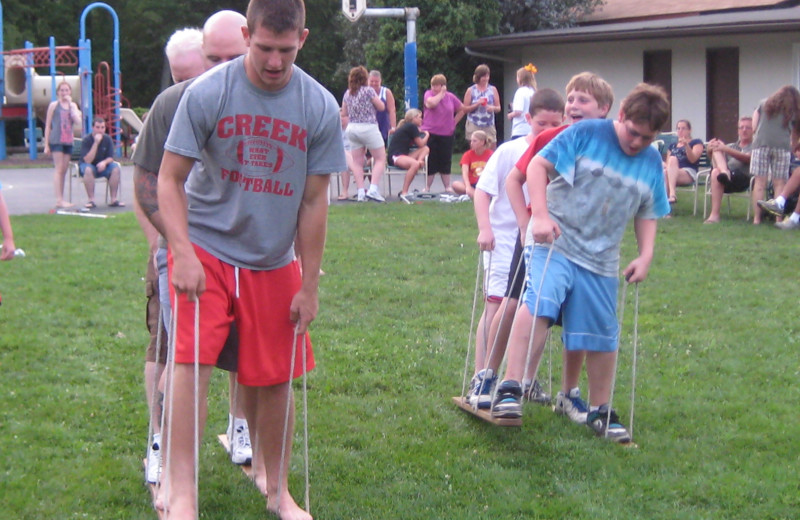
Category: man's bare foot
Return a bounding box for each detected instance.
[55,201,75,208]
[703,216,719,224]
[267,492,312,520]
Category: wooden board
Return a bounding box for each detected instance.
[452,396,522,427]
[217,434,254,479]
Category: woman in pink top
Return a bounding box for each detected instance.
[421,74,464,192]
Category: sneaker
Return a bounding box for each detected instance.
[458,194,472,202]
[586,405,631,443]
[758,198,784,217]
[230,422,253,465]
[439,194,455,203]
[145,433,162,484]
[466,369,496,409]
[366,186,385,202]
[357,189,366,202]
[491,380,523,418]
[554,388,589,424]
[399,192,413,204]
[523,379,551,405]
[775,218,800,230]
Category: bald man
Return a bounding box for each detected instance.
[133,10,252,496]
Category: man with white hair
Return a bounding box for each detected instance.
[134,10,253,491]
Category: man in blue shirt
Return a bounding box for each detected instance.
[79,117,124,208]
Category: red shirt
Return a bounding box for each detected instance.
[460,148,493,186]
[514,125,569,174]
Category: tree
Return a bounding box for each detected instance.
[495,0,605,33]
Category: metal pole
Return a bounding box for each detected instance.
[25,41,35,160]
[360,7,420,110]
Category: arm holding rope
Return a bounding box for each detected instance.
[158,150,205,302]
[528,155,560,243]
[291,173,330,333]
[623,218,657,283]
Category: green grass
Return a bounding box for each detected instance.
[1,196,798,519]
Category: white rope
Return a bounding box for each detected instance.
[300,331,310,513]
[277,325,300,517]
[480,243,525,376]
[162,294,179,519]
[459,251,484,401]
[520,243,556,394]
[605,278,628,439]
[145,287,165,481]
[629,282,640,439]
[193,302,200,506]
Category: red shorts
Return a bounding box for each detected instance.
[168,244,314,386]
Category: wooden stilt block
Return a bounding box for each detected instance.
[452,396,522,427]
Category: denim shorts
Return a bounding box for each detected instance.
[523,245,619,352]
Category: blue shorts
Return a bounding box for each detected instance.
[79,161,121,179]
[50,144,73,154]
[522,245,619,352]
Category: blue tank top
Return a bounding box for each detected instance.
[466,84,495,127]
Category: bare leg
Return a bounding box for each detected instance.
[349,148,367,190]
[585,350,618,407]
[145,361,166,436]
[369,147,386,187]
[484,297,517,373]
[53,152,73,207]
[242,383,312,520]
[158,363,213,519]
[752,176,767,224]
[441,174,453,192]
[561,349,587,392]
[83,166,96,204]
[109,167,121,201]
[502,304,549,383]
[473,300,500,374]
[705,167,726,223]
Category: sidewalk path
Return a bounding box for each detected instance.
[1,165,135,216]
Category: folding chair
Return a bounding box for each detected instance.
[676,145,709,216]
[68,138,115,205]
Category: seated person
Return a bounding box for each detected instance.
[759,148,800,229]
[704,116,754,223]
[391,109,430,201]
[452,130,492,199]
[664,119,703,203]
[79,116,124,208]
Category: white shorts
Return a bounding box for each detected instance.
[345,123,385,151]
[482,231,516,300]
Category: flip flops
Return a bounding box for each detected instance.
[109,200,126,207]
[84,201,96,209]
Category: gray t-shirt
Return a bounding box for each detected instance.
[753,99,793,150]
[165,57,346,270]
[727,141,753,175]
[132,80,193,174]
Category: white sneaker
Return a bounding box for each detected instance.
[365,186,385,202]
[230,422,253,465]
[554,389,589,424]
[145,433,162,484]
[357,188,366,202]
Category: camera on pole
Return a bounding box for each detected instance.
[342,0,367,22]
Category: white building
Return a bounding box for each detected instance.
[466,0,800,142]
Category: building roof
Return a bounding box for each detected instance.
[582,0,789,23]
[467,4,800,51]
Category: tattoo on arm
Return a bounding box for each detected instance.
[134,168,160,219]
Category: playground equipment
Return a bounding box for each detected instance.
[0,2,141,160]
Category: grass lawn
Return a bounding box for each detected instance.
[1,195,798,519]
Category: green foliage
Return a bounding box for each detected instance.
[495,0,605,33]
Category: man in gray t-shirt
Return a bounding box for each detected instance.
[157,2,345,518]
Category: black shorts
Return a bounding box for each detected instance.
[505,233,525,300]
[723,170,751,193]
[427,133,454,175]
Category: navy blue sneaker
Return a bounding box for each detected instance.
[467,369,496,409]
[491,380,523,418]
[586,404,631,443]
